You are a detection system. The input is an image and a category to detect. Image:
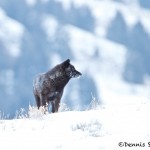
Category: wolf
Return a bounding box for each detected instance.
[33,59,82,113]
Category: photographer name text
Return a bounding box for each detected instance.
[118,142,150,148]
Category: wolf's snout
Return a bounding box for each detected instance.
[74,71,82,78]
[78,72,82,76]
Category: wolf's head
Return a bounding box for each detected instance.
[62,59,82,78]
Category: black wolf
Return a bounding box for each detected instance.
[33,59,82,113]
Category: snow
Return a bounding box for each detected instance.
[0,8,24,58]
[0,70,14,95]
[57,0,150,36]
[1,104,150,150]
[41,14,59,41]
[66,24,150,106]
[25,0,37,6]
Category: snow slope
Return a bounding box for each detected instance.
[1,104,150,150]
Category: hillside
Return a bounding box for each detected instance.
[1,104,150,150]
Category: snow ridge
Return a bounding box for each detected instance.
[1,103,150,150]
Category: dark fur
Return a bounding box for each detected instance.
[33,59,82,113]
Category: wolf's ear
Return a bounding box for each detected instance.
[62,59,70,68]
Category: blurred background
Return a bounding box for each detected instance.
[0,0,150,118]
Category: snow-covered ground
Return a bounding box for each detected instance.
[1,103,150,150]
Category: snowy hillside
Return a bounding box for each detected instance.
[1,104,150,150]
[0,0,150,118]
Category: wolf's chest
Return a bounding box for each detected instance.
[50,76,69,90]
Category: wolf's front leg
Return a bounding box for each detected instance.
[51,90,63,113]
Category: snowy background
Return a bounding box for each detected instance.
[1,0,150,149]
[0,0,150,119]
